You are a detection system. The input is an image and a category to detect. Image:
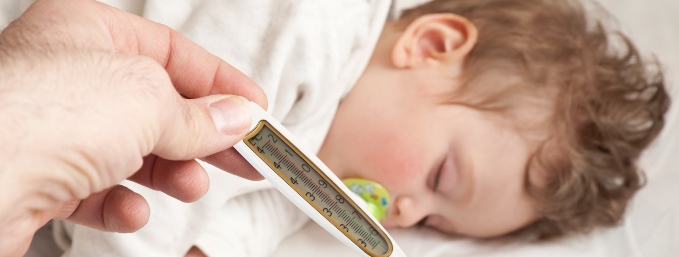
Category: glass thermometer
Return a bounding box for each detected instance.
[233,102,407,257]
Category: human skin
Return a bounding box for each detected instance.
[0,0,267,256]
[318,14,542,238]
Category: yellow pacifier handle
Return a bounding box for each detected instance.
[342,178,391,221]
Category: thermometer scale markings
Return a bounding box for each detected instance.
[244,122,391,256]
[263,141,382,248]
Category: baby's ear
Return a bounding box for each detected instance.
[392,14,477,69]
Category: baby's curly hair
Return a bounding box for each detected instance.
[398,0,670,239]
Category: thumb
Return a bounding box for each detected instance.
[152,94,253,160]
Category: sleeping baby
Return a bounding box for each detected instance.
[46,0,669,256]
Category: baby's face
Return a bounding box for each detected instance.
[318,69,540,238]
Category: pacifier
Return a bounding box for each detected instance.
[342,178,390,221]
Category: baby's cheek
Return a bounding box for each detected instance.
[360,135,424,188]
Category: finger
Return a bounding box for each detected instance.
[201,148,264,181]
[46,199,81,221]
[128,155,210,202]
[102,3,267,107]
[19,1,267,105]
[150,94,252,161]
[64,185,150,233]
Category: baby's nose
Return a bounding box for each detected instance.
[383,196,427,228]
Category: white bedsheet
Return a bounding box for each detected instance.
[273,0,679,256]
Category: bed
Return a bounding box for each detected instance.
[20,0,679,256]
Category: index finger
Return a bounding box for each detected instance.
[98,1,267,107]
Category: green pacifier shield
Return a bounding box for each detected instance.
[342,178,390,221]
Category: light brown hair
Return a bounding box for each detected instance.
[398,0,670,239]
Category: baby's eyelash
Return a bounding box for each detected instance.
[433,165,443,191]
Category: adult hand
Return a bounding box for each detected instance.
[0,0,267,256]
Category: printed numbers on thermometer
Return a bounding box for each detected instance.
[243,121,392,257]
